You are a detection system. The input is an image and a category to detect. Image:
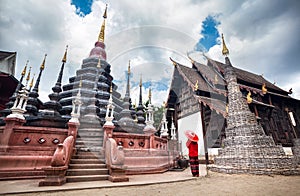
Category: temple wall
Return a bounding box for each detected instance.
[112,132,168,150]
[110,132,177,174]
[0,121,69,172]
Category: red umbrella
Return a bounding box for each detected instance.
[184,130,199,142]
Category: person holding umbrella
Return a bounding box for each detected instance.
[185,130,199,177]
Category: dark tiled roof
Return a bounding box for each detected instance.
[193,61,226,86]
[168,59,227,116]
[207,58,288,94]
[194,95,227,117]
[0,51,16,61]
[171,59,227,96]
[172,60,214,93]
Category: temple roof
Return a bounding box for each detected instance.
[207,58,288,94]
[194,95,227,117]
[168,58,227,116]
[170,58,216,94]
[0,51,16,61]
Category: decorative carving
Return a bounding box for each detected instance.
[52,138,60,144]
[38,138,46,144]
[51,136,74,167]
[128,141,134,146]
[117,141,123,146]
[105,138,125,166]
[138,141,145,147]
[23,137,31,144]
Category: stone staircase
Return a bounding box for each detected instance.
[66,127,109,182]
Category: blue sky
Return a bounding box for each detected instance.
[71,0,93,17]
[1,0,300,106]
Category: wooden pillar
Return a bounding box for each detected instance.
[200,102,209,165]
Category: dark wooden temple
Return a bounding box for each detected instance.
[166,56,300,148]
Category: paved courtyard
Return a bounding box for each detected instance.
[1,165,300,196]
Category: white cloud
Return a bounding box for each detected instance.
[0,0,299,109]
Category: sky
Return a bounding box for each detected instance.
[0,0,300,106]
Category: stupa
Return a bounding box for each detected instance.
[209,35,299,175]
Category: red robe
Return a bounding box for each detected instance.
[186,140,198,156]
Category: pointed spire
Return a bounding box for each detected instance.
[139,74,142,87]
[26,54,47,116]
[98,4,108,43]
[29,74,35,91]
[40,54,47,70]
[21,60,28,76]
[33,54,47,92]
[136,74,145,126]
[62,45,68,63]
[138,75,143,106]
[54,47,67,92]
[25,66,32,87]
[148,88,152,104]
[128,60,131,74]
[125,60,131,97]
[222,34,229,56]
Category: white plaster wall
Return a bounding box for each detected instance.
[177,112,204,156]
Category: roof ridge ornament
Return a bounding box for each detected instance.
[98,4,108,43]
[247,91,252,104]
[222,34,229,56]
[262,83,267,94]
[194,80,199,91]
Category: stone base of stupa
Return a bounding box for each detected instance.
[208,125,300,175]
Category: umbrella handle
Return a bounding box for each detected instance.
[186,140,192,147]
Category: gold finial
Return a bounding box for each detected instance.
[62,45,68,63]
[29,74,35,88]
[128,60,131,74]
[21,60,29,76]
[26,66,32,82]
[98,4,108,43]
[194,80,199,91]
[40,54,47,70]
[103,4,107,19]
[139,75,142,87]
[247,91,253,104]
[222,34,229,56]
[262,83,267,94]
